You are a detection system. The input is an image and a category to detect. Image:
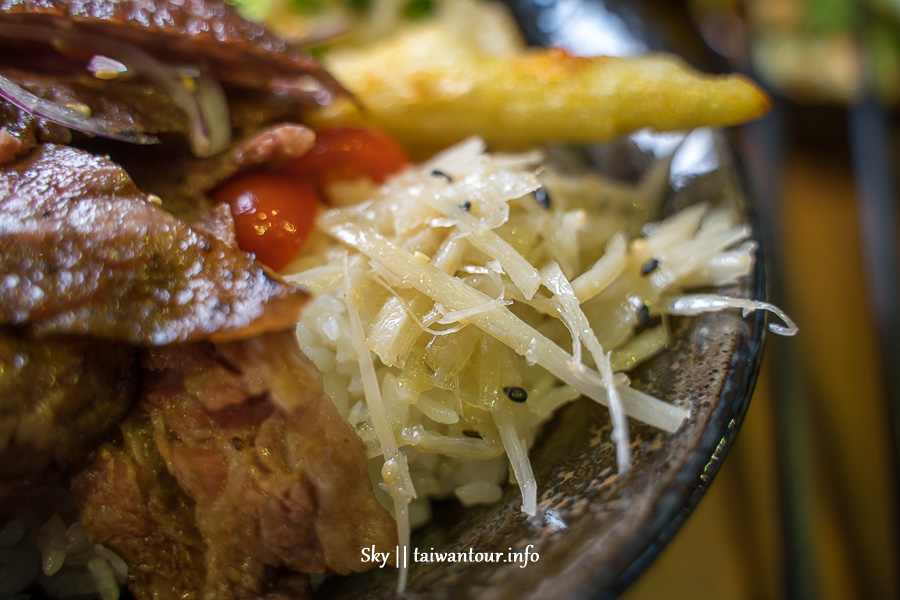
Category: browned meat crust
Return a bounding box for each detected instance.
[0,143,308,345]
[73,332,397,600]
[70,412,209,600]
[0,328,139,481]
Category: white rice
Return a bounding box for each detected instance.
[0,504,127,600]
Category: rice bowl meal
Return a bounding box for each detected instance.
[0,0,794,598]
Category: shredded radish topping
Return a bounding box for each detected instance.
[290,136,793,540]
[661,294,798,336]
[340,255,415,592]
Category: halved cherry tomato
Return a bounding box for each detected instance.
[211,173,318,272]
[285,126,410,189]
[212,127,409,271]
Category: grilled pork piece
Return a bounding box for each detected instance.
[0,329,137,498]
[73,332,397,600]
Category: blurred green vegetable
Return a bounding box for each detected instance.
[691,0,900,105]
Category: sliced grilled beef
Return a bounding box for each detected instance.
[0,139,309,495]
[0,0,345,107]
[0,143,308,345]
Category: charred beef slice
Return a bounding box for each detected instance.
[0,0,344,106]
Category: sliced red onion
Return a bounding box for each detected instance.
[88,39,232,157]
[0,74,159,145]
[194,72,232,158]
[0,24,232,157]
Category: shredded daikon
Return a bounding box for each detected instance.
[321,218,688,432]
[661,294,799,336]
[435,297,513,325]
[340,255,415,592]
[542,262,632,473]
[291,136,793,536]
[494,400,537,516]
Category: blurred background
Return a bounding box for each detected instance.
[624,0,900,598]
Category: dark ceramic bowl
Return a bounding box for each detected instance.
[316,3,769,598]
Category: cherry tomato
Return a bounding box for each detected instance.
[211,173,318,272]
[285,126,410,189]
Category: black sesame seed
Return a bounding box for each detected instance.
[503,386,528,403]
[460,200,472,211]
[640,258,660,276]
[636,303,652,328]
[534,187,551,209]
[634,302,662,332]
[430,169,453,182]
[232,437,247,451]
[462,429,483,439]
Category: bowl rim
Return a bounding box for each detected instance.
[600,132,769,598]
